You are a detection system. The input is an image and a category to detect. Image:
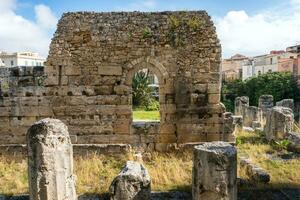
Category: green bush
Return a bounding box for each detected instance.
[222,72,300,112]
[132,70,152,107]
[145,99,160,111]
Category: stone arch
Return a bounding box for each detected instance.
[125,57,169,86]
[126,57,171,123]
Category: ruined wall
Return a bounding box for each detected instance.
[0,11,229,148]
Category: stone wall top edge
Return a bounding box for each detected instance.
[61,10,209,17]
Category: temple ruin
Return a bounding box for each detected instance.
[0,11,232,150]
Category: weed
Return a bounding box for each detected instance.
[142,27,153,39]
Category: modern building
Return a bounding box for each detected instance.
[242,50,298,80]
[0,58,4,67]
[222,54,251,81]
[278,56,300,75]
[0,52,45,67]
[286,45,300,54]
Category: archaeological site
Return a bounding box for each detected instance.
[0,10,300,200]
[0,11,233,149]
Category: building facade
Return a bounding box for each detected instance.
[0,52,45,67]
[286,45,300,54]
[242,50,299,80]
[222,54,251,81]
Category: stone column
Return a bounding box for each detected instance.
[258,95,274,111]
[264,106,294,141]
[259,95,274,126]
[223,112,236,142]
[27,118,77,200]
[234,96,249,116]
[192,142,237,200]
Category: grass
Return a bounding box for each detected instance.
[1,129,300,195]
[133,110,160,121]
[237,130,300,189]
[0,152,192,195]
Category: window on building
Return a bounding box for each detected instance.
[258,70,262,75]
[268,69,272,73]
[11,60,14,66]
[270,58,273,64]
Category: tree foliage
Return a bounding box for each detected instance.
[132,70,152,107]
[222,72,300,112]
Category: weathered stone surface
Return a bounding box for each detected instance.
[193,142,237,200]
[223,112,236,141]
[234,96,249,116]
[0,11,230,147]
[259,95,274,111]
[276,99,294,111]
[240,159,270,184]
[259,95,274,126]
[264,106,294,141]
[27,118,77,200]
[234,96,263,129]
[109,161,151,200]
[286,132,300,153]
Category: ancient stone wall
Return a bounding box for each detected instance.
[0,11,230,149]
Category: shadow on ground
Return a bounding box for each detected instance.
[1,189,300,200]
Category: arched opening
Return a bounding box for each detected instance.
[132,68,160,122]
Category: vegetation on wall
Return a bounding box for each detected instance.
[222,72,300,112]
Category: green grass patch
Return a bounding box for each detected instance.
[237,130,300,189]
[133,110,160,121]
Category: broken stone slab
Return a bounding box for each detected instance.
[27,118,77,200]
[243,106,263,128]
[264,106,294,141]
[240,159,270,184]
[193,142,237,200]
[223,112,237,142]
[286,132,300,153]
[109,161,151,200]
[233,115,243,130]
[276,99,294,111]
[258,95,274,112]
[235,96,249,116]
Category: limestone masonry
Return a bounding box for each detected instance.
[0,11,231,149]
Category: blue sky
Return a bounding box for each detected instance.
[16,0,284,21]
[1,0,300,58]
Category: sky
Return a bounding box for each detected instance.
[1,0,300,58]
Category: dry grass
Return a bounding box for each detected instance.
[0,152,192,195]
[237,130,300,189]
[1,130,299,195]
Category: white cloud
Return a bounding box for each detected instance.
[0,0,16,12]
[0,0,57,57]
[35,4,57,29]
[215,0,300,58]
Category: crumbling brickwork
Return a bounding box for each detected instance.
[0,11,230,149]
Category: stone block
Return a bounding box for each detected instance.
[109,161,151,200]
[27,118,77,200]
[208,94,220,104]
[193,142,237,200]
[240,158,270,184]
[265,106,294,141]
[99,66,122,76]
[65,66,82,76]
[276,99,294,111]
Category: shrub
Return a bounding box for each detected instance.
[222,72,300,112]
[145,99,160,111]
